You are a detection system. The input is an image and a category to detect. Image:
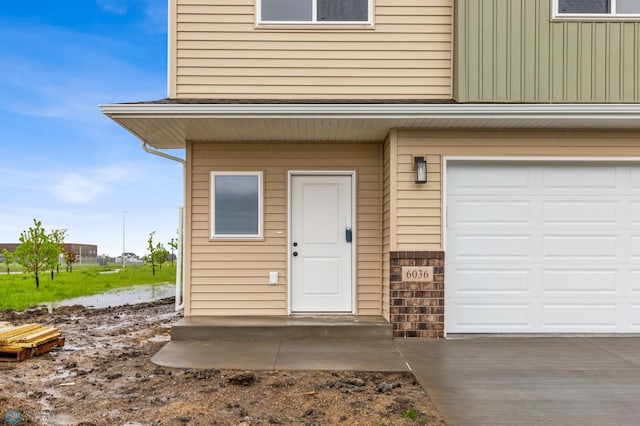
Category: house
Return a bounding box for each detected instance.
[101,0,640,337]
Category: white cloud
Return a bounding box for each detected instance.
[0,20,165,124]
[0,167,43,192]
[51,164,136,204]
[95,0,167,34]
[97,0,128,15]
[0,51,163,124]
[143,0,168,34]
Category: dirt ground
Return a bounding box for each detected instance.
[0,299,443,426]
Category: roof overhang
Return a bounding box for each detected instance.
[99,102,640,149]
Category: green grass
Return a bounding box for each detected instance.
[402,409,429,424]
[0,264,176,310]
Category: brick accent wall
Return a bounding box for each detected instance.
[390,251,445,338]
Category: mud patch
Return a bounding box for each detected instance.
[0,300,443,425]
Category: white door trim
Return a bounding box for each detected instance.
[443,156,640,336]
[287,170,357,314]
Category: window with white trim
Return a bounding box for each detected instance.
[211,172,263,239]
[258,0,372,24]
[555,0,640,17]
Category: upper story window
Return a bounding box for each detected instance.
[258,0,373,25]
[555,0,640,18]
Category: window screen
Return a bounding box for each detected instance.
[558,0,609,13]
[617,0,640,13]
[262,0,312,21]
[317,0,368,21]
[212,173,262,237]
[260,0,370,22]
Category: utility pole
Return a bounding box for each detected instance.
[122,210,128,268]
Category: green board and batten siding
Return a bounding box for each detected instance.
[455,0,640,102]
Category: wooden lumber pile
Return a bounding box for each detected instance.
[0,322,65,362]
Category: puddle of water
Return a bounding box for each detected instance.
[42,282,175,311]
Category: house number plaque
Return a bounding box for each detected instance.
[402,266,434,282]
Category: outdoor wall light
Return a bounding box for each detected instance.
[414,156,427,184]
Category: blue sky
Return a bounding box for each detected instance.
[0,0,182,257]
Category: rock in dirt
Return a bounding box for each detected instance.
[227,371,257,386]
[376,381,398,393]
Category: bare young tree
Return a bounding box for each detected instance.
[1,248,13,274]
[64,250,77,272]
[14,219,59,288]
[147,231,158,276]
[168,237,178,267]
[155,243,168,269]
[48,228,67,280]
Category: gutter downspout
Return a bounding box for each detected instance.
[141,141,186,312]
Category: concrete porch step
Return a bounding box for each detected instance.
[171,315,393,340]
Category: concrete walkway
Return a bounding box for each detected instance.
[152,338,408,371]
[396,337,640,426]
[153,337,640,425]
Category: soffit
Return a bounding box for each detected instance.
[100,103,640,149]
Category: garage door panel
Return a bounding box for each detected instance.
[541,166,617,191]
[450,302,531,329]
[542,235,618,259]
[630,305,640,328]
[629,237,640,259]
[630,270,640,293]
[455,200,532,225]
[628,168,640,188]
[542,201,618,225]
[447,162,640,334]
[452,269,531,293]
[630,202,640,224]
[448,164,531,193]
[454,235,531,259]
[541,269,619,294]
[542,303,618,329]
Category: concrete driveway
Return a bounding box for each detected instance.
[395,337,640,426]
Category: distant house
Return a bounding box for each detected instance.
[116,252,144,264]
[102,0,640,337]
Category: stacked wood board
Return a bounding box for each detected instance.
[0,321,65,362]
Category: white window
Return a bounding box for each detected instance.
[258,0,373,25]
[211,172,263,239]
[555,0,640,18]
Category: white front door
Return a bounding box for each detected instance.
[291,174,353,313]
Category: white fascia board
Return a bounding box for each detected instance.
[99,103,640,121]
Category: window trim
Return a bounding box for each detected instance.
[553,0,640,20]
[210,171,264,240]
[256,0,374,26]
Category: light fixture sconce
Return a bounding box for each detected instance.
[414,156,427,184]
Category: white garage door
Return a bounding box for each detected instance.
[446,162,640,333]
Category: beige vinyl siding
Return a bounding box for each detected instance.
[395,129,640,251]
[455,0,640,102]
[172,0,452,99]
[187,141,382,316]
